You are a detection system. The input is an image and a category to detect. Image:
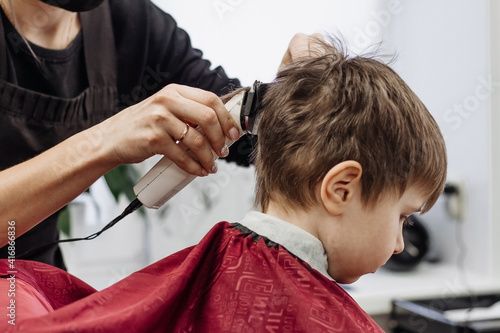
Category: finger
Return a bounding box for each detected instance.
[153,121,214,177]
[308,33,326,55]
[170,85,240,155]
[279,33,309,70]
[175,123,190,144]
[279,33,325,70]
[166,139,211,177]
[177,85,241,142]
[164,91,226,157]
[132,98,216,175]
[174,123,219,174]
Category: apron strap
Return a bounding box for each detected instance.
[0,10,10,80]
[80,0,117,87]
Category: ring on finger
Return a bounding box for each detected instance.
[176,123,190,144]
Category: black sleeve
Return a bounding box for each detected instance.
[109,0,252,165]
[110,0,240,105]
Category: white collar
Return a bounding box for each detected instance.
[239,210,333,280]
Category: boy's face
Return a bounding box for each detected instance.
[321,185,426,284]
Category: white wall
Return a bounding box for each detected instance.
[489,0,500,279]
[151,0,384,86]
[383,0,491,276]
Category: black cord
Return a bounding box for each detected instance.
[18,198,143,259]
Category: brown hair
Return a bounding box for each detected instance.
[251,36,447,213]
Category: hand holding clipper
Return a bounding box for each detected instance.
[133,81,267,208]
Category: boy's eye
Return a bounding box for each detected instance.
[400,215,414,227]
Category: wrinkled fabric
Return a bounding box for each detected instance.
[0,222,383,332]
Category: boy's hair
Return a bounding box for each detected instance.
[253,36,447,213]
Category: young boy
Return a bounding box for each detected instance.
[0,36,446,332]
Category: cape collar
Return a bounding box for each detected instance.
[239,210,333,281]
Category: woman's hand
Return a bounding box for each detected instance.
[95,84,241,176]
[279,33,325,71]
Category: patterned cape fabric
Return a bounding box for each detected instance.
[0,222,383,332]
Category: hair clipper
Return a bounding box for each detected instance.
[133,81,267,209]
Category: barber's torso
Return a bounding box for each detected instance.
[0,0,239,269]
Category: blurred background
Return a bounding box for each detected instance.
[60,0,500,326]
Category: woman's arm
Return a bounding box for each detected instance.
[0,84,240,247]
[0,125,116,247]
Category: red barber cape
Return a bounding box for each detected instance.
[0,222,382,332]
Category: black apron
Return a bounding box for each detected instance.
[0,2,118,269]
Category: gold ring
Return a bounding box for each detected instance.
[176,123,189,144]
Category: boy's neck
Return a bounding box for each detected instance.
[263,202,322,239]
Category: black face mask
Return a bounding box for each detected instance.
[40,0,105,12]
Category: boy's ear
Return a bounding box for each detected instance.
[320,161,362,215]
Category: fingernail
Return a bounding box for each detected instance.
[211,162,218,174]
[201,169,209,177]
[229,127,240,141]
[220,145,229,157]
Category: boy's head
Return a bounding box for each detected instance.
[254,36,447,216]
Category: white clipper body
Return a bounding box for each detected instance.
[133,91,246,209]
